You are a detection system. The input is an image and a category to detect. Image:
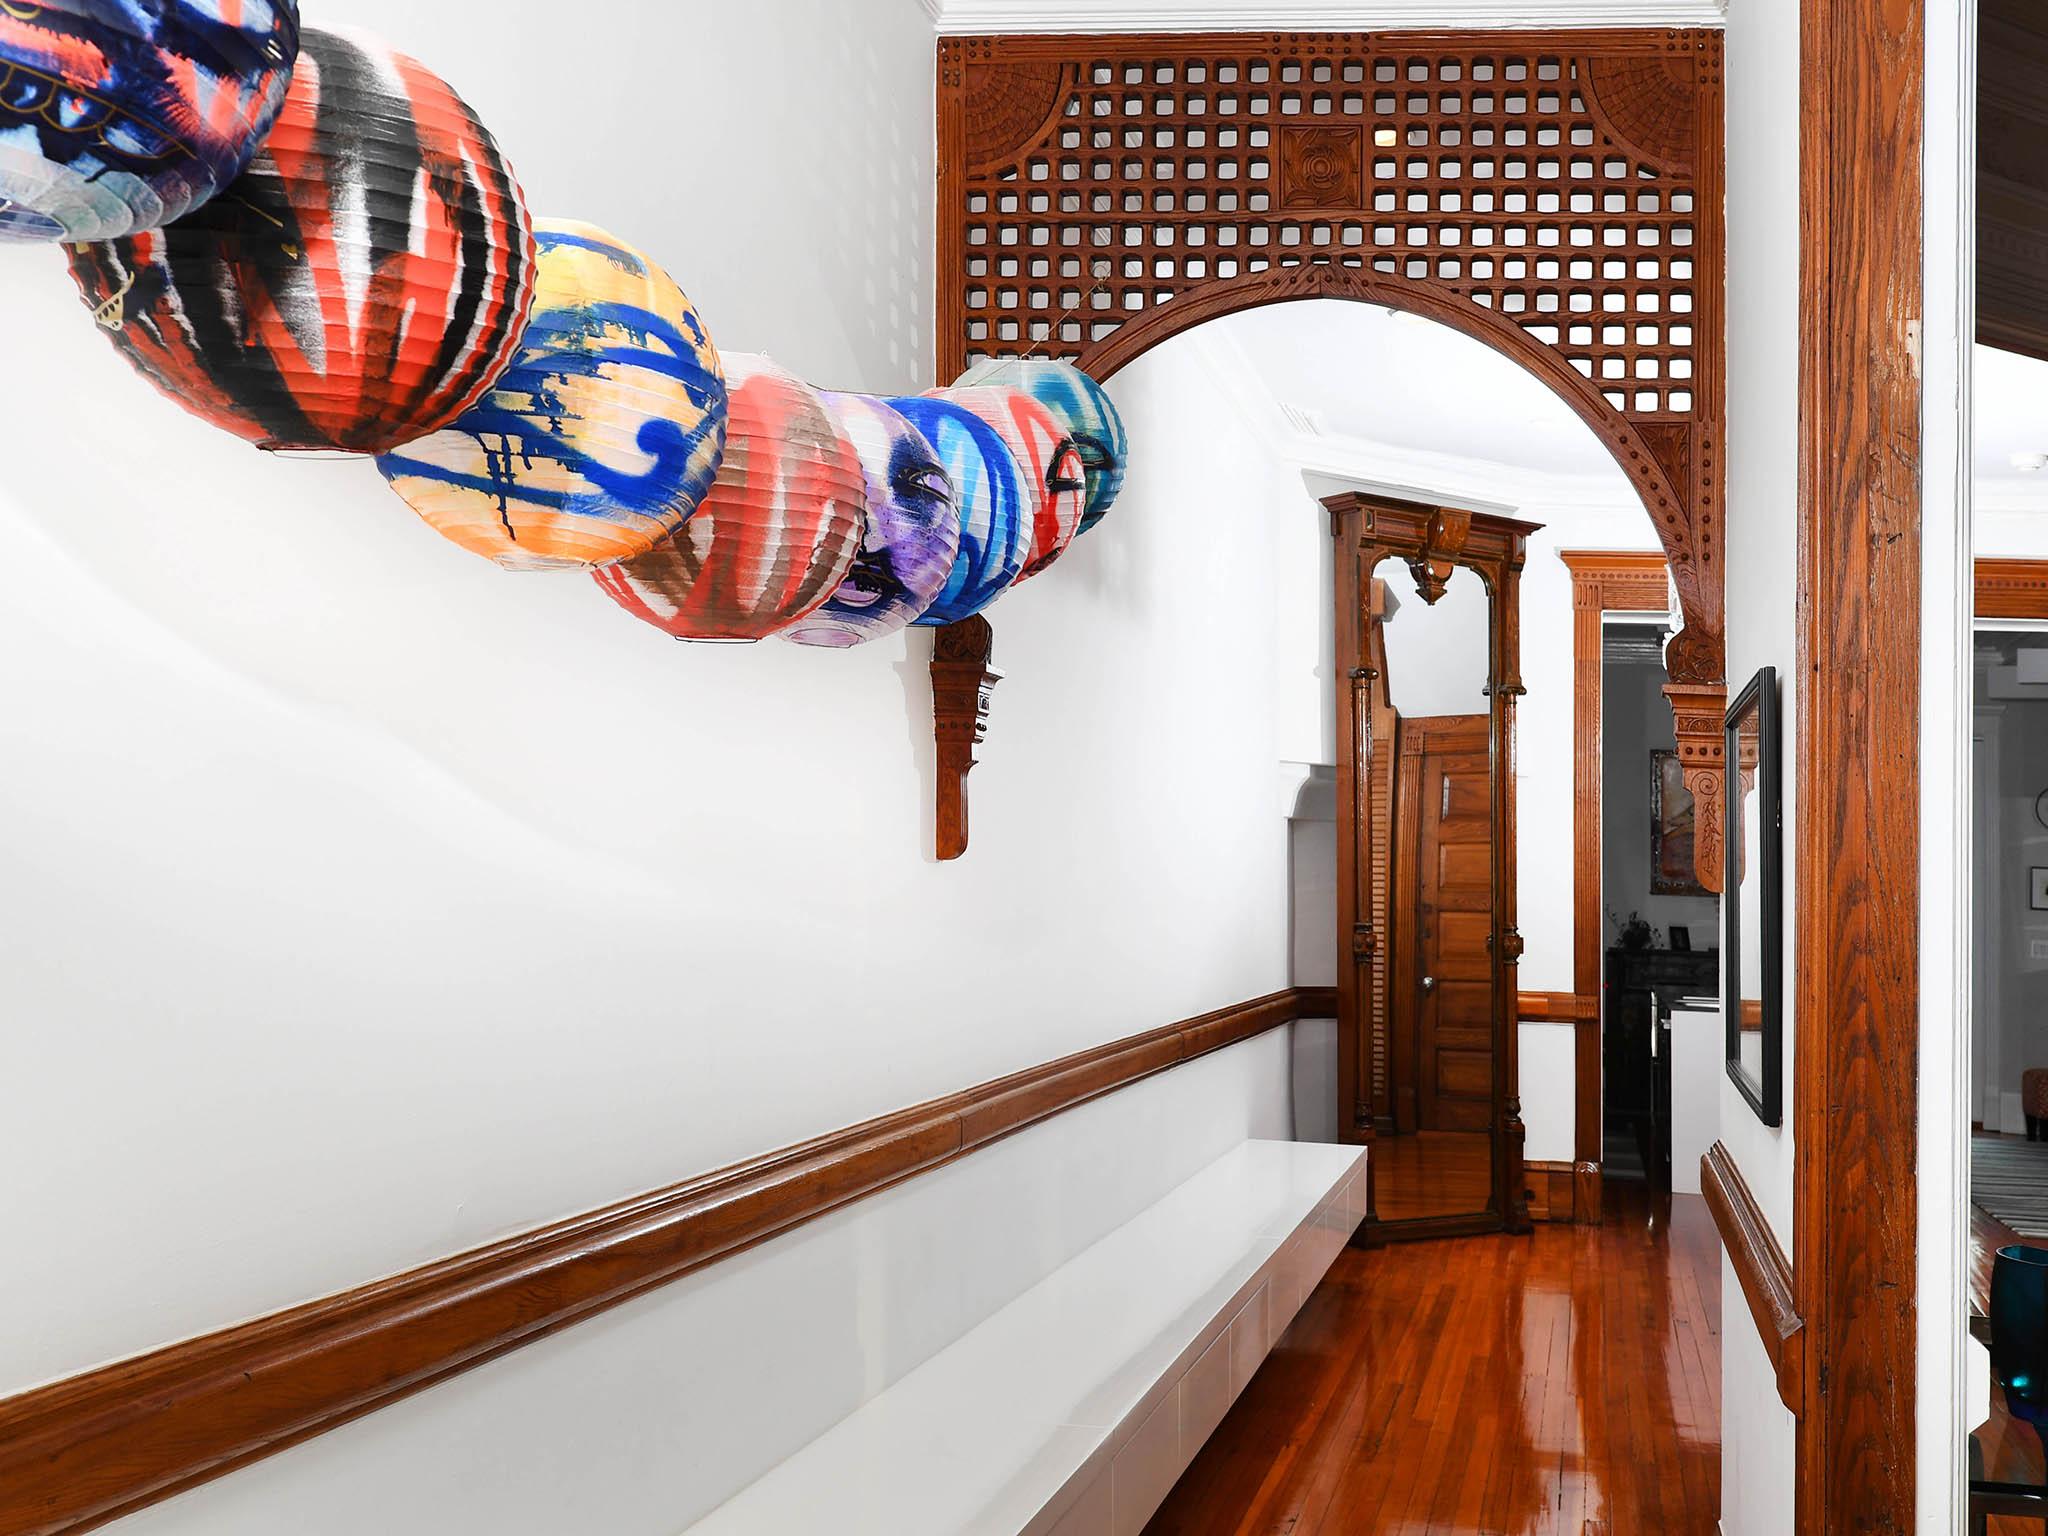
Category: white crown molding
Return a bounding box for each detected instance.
[931,1,1725,34]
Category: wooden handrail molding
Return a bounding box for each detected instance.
[0,985,1338,1536]
[1701,1140,1804,1417]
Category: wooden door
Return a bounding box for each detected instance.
[1407,717,1494,1132]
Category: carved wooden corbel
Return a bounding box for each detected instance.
[1406,505,1474,604]
[931,616,1001,861]
[1662,679,1728,894]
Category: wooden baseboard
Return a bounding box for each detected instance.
[1701,1141,1803,1416]
[0,987,1332,1536]
[1524,1159,1602,1224]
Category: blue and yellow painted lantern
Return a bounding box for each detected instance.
[376,219,727,571]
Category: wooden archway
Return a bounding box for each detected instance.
[936,25,1729,871]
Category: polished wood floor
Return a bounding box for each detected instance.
[1144,1181,1720,1535]
[1372,1131,1493,1223]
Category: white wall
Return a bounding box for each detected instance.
[0,0,1330,1426]
[1718,0,1802,1529]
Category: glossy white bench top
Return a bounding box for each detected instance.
[683,1138,1365,1536]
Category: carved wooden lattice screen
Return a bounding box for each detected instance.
[936,27,1725,688]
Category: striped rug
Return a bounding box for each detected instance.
[1973,1136,2048,1239]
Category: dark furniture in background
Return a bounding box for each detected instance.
[1604,946,1720,1191]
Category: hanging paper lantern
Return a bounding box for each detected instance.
[596,355,865,642]
[66,26,535,454]
[375,221,727,571]
[886,395,1030,628]
[953,359,1129,531]
[780,393,960,648]
[0,0,299,243]
[924,386,1085,582]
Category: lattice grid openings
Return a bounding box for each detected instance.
[937,30,1725,675]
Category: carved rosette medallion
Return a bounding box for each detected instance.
[1278,125,1365,211]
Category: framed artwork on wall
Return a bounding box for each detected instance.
[1650,749,1711,898]
[2032,867,2048,912]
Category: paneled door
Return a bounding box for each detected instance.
[1408,717,1494,1133]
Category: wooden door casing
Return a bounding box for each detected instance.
[1412,723,1495,1132]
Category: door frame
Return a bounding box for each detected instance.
[1329,490,1541,1242]
[1557,549,1674,1225]
[1796,0,1959,1527]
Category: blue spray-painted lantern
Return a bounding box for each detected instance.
[0,0,300,242]
[887,394,1030,627]
[953,358,1127,532]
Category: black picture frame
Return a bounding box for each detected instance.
[1670,925,1691,952]
[1724,666,1783,1127]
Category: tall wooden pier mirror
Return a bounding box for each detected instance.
[1327,492,1540,1241]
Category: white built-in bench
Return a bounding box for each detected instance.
[685,1138,1366,1536]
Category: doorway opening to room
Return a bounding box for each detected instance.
[1596,619,1720,1196]
[1966,586,2048,1522]
[1087,296,1724,1529]
[1963,8,2048,1515]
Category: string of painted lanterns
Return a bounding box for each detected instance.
[3,4,1129,648]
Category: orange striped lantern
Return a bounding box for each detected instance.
[595,355,866,642]
[922,386,1085,582]
[67,27,536,454]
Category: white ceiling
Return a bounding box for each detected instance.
[1200,299,1626,484]
[930,1,1726,32]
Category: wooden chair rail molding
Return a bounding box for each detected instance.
[0,985,1337,1536]
[1701,1141,1803,1418]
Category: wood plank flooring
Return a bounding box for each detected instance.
[1144,1181,1720,1535]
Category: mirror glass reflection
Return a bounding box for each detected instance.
[1729,697,1765,1099]
[1371,556,1496,1222]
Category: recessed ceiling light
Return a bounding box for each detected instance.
[2012,451,2048,473]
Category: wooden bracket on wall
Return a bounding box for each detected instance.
[1662,679,1729,895]
[931,615,1001,861]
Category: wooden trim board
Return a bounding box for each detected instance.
[0,987,1334,1536]
[1796,0,1924,1524]
[1702,1141,1804,1416]
[1977,557,2048,620]
[1517,990,1599,1022]
[1558,548,1670,1227]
